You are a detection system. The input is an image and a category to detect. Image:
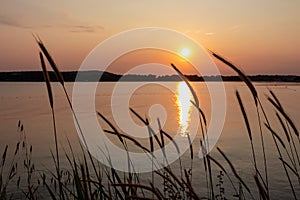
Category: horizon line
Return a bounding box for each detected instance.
[0,70,300,77]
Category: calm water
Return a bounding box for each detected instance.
[0,82,299,199]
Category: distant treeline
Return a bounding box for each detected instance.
[0,71,300,82]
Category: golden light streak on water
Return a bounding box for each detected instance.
[176,82,193,136]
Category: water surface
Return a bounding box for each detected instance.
[0,82,299,198]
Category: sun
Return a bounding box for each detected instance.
[180,48,190,58]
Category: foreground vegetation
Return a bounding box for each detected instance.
[1,37,300,199]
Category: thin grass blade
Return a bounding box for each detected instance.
[33,34,64,86]
[236,91,252,141]
[267,96,299,137]
[171,63,199,107]
[39,52,53,108]
[209,50,258,105]
[265,123,286,149]
[217,147,252,195]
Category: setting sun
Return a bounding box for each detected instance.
[180,47,190,58]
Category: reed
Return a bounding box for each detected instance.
[209,50,257,105]
[33,34,64,86]
[254,175,269,200]
[209,50,271,196]
[206,155,239,196]
[267,96,299,138]
[236,91,259,177]
[171,63,214,199]
[39,51,64,200]
[276,112,300,169]
[269,90,300,166]
[2,41,300,199]
[217,147,254,199]
[263,97,298,199]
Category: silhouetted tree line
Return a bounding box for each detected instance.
[0,71,300,82]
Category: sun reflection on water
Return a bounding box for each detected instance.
[176,82,193,136]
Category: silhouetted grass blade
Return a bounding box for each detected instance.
[39,52,53,108]
[33,34,64,86]
[254,175,269,200]
[236,91,252,141]
[191,100,207,127]
[97,112,125,146]
[207,155,239,195]
[265,123,286,149]
[217,147,252,195]
[276,113,290,143]
[184,169,200,200]
[104,130,151,154]
[267,97,299,137]
[171,63,199,107]
[1,145,8,167]
[210,50,258,105]
[279,157,298,177]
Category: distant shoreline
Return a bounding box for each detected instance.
[0,71,300,82]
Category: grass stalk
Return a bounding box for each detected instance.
[171,63,213,199]
[256,105,269,196]
[217,147,255,200]
[39,52,64,200]
[235,91,258,174]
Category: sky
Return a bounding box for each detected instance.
[0,0,299,75]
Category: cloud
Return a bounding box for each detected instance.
[68,25,104,33]
[205,32,214,36]
[0,14,104,33]
[0,15,33,29]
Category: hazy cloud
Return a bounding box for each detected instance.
[68,25,104,33]
[0,14,104,33]
[0,15,33,29]
[205,32,214,36]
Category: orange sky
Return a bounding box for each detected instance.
[107,49,197,75]
[0,0,299,75]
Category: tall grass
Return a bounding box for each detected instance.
[39,51,64,200]
[0,41,299,199]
